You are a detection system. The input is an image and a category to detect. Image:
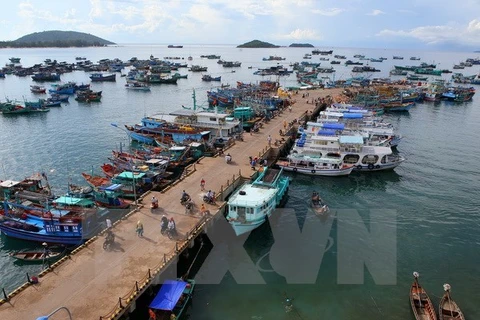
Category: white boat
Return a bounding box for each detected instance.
[125,81,151,91]
[277,154,354,176]
[226,167,290,236]
[292,133,405,172]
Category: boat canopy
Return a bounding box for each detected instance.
[98,184,123,191]
[342,113,363,119]
[317,129,336,136]
[339,136,364,144]
[117,172,146,179]
[149,280,187,311]
[322,123,345,130]
[0,180,20,188]
[53,196,93,206]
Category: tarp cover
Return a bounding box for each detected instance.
[322,123,345,130]
[317,129,336,136]
[342,113,363,119]
[149,280,187,311]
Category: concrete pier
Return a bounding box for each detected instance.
[0,88,343,320]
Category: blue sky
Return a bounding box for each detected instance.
[2,0,480,50]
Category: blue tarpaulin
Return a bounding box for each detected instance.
[322,123,345,130]
[99,184,123,191]
[150,280,187,311]
[342,113,363,119]
[317,129,336,135]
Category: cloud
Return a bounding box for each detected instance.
[277,28,322,40]
[376,19,480,46]
[367,9,385,16]
[312,8,345,16]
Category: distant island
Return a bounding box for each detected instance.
[237,40,280,48]
[289,43,314,48]
[0,30,115,48]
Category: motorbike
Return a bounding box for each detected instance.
[166,227,177,239]
[225,155,232,164]
[203,194,216,205]
[180,194,191,206]
[235,134,244,141]
[185,200,194,214]
[151,200,159,211]
[103,232,115,250]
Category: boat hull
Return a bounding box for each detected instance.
[0,223,87,245]
[277,162,353,176]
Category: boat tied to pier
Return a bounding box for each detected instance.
[226,167,290,236]
[149,279,195,320]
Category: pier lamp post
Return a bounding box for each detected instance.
[36,306,73,320]
[110,123,138,211]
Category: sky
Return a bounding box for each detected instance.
[2,0,480,50]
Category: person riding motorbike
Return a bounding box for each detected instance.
[151,196,159,209]
[160,215,168,234]
[104,229,115,249]
[225,153,232,164]
[204,190,215,204]
[181,190,190,205]
[167,218,177,237]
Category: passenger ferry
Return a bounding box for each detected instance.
[226,167,290,236]
[277,154,354,176]
[292,133,405,172]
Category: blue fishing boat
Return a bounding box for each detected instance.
[149,279,195,320]
[226,167,290,236]
[0,201,101,245]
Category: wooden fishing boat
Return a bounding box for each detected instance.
[149,279,195,320]
[410,272,437,320]
[439,284,465,320]
[81,172,110,187]
[10,246,65,263]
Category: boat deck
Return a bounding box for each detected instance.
[259,168,280,184]
[0,88,344,320]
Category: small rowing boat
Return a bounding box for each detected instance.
[10,246,65,263]
[439,284,465,320]
[311,191,329,215]
[410,271,437,320]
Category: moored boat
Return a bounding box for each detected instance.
[439,284,465,320]
[226,167,290,236]
[30,85,46,94]
[149,279,195,320]
[89,73,116,81]
[10,246,66,263]
[410,272,437,320]
[276,154,354,176]
[311,191,329,215]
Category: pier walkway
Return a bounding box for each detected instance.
[0,88,342,320]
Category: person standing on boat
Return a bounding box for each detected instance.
[136,220,144,237]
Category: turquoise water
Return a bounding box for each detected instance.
[0,46,479,319]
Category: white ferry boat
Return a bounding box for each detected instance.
[226,167,290,236]
[292,133,405,172]
[277,154,354,176]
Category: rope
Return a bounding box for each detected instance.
[99,299,121,320]
[182,242,204,279]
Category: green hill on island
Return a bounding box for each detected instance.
[289,43,314,47]
[0,30,115,48]
[237,40,280,48]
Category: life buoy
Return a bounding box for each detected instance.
[293,167,297,172]
[375,165,380,169]
[311,170,316,174]
[368,164,374,170]
[356,165,362,170]
[218,138,224,143]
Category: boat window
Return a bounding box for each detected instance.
[381,155,387,164]
[72,226,79,233]
[361,155,378,164]
[209,117,217,122]
[55,225,61,232]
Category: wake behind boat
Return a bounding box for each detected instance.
[226,167,290,236]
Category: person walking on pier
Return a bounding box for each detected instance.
[267,135,272,147]
[200,178,205,191]
[136,220,144,237]
[106,218,112,230]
